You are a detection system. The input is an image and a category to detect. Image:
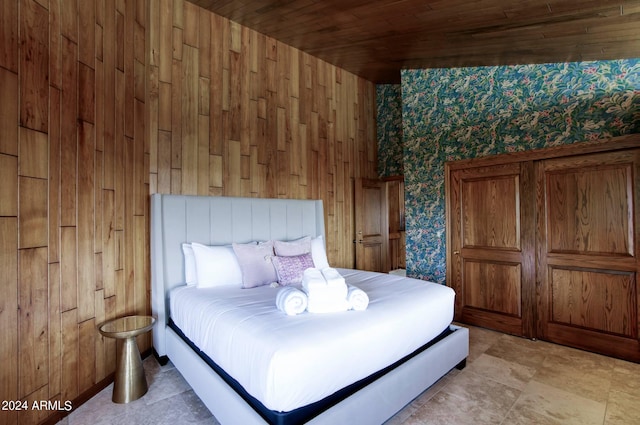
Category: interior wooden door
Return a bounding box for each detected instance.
[387,177,405,270]
[355,178,389,272]
[448,162,536,337]
[536,149,640,362]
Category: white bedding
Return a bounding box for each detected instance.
[169,268,454,413]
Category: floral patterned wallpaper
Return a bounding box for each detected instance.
[395,59,640,283]
[376,84,404,177]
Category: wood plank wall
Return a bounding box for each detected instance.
[0,1,149,424]
[146,0,378,267]
[0,0,377,424]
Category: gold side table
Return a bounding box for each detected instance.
[98,315,156,403]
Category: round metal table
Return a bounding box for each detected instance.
[98,315,156,403]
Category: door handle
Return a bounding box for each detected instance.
[453,250,460,255]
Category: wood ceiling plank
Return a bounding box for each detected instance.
[190,0,640,83]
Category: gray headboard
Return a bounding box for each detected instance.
[150,194,326,356]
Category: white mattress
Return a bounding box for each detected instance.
[169,268,454,412]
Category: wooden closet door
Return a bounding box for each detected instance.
[536,149,640,362]
[448,162,536,337]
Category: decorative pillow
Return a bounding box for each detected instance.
[272,253,315,286]
[311,235,330,269]
[274,236,311,257]
[233,241,278,288]
[190,242,244,288]
[182,243,197,286]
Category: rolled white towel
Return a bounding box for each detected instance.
[276,286,308,316]
[347,285,369,311]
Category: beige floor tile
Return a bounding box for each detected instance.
[406,369,520,425]
[141,366,193,405]
[61,357,216,425]
[387,372,459,424]
[504,380,606,425]
[67,382,139,425]
[533,350,614,403]
[604,389,640,425]
[610,359,640,396]
[484,334,550,369]
[543,345,619,377]
[466,325,502,362]
[403,391,494,425]
[465,353,537,391]
[438,369,520,418]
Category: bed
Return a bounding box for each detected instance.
[151,194,469,424]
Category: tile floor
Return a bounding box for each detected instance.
[57,325,640,425]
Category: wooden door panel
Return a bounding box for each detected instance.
[463,261,521,315]
[363,186,384,236]
[462,176,520,249]
[538,149,639,362]
[362,243,383,272]
[550,268,636,337]
[544,323,640,361]
[448,162,535,337]
[387,178,405,270]
[546,165,632,255]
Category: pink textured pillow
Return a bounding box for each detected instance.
[272,253,315,286]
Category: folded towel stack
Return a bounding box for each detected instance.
[302,267,353,313]
[303,268,348,296]
[276,286,308,316]
[301,268,327,292]
[321,267,346,288]
[275,268,368,314]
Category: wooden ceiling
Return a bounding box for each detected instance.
[189,0,640,83]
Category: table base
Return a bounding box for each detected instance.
[113,337,148,403]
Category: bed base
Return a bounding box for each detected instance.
[163,322,468,425]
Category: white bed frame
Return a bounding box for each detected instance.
[151,194,469,424]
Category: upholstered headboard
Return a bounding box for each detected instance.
[150,194,326,356]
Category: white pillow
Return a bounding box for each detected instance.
[181,243,197,286]
[190,242,243,288]
[311,235,330,269]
